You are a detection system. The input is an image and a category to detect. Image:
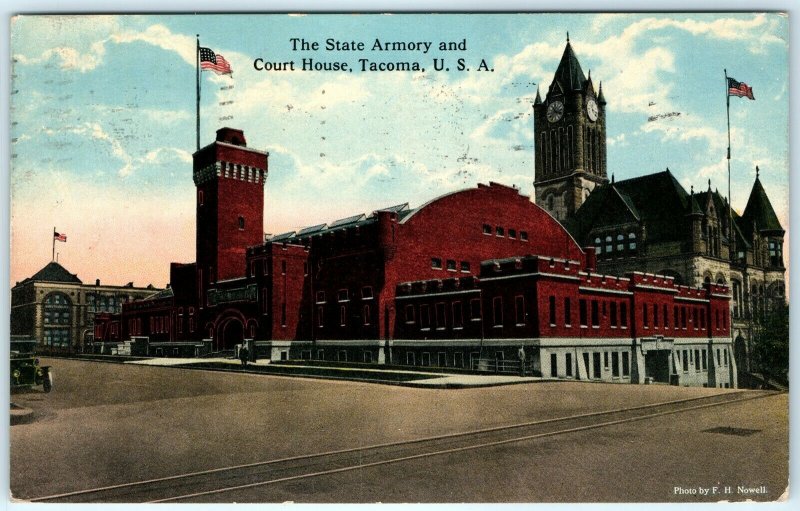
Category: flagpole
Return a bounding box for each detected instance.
[196,34,201,151]
[725,69,733,261]
[52,227,55,262]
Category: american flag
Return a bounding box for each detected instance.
[54,231,67,242]
[199,47,232,75]
[728,77,755,100]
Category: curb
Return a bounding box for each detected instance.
[10,404,35,426]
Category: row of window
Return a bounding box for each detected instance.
[594,232,637,255]
[315,303,372,328]
[43,327,71,347]
[482,224,529,241]
[678,347,728,372]
[404,298,483,330]
[550,350,631,379]
[547,296,729,332]
[431,258,471,273]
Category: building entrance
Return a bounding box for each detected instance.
[216,318,244,352]
[644,349,671,383]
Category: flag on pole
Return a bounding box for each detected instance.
[199,47,232,75]
[54,231,67,242]
[727,77,755,100]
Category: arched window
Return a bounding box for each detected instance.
[43,292,71,347]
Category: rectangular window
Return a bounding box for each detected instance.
[717,348,721,365]
[339,305,346,326]
[653,305,659,328]
[281,303,287,327]
[604,351,609,369]
[682,350,689,371]
[694,349,700,371]
[407,352,416,366]
[420,305,431,329]
[693,308,698,329]
[317,306,324,328]
[454,352,464,368]
[592,352,601,379]
[564,297,571,326]
[663,304,669,328]
[446,260,456,271]
[612,352,620,377]
[583,352,591,378]
[281,260,286,275]
[460,261,471,273]
[303,262,309,276]
[316,291,326,303]
[452,301,463,329]
[496,226,504,237]
[622,352,630,376]
[422,352,431,366]
[317,349,325,360]
[579,299,588,327]
[681,307,687,329]
[263,261,269,276]
[338,289,349,302]
[621,302,628,327]
[405,304,415,324]
[610,301,618,327]
[492,297,503,327]
[508,228,517,239]
[565,353,573,376]
[642,303,649,328]
[364,351,373,363]
[520,231,528,241]
[482,224,492,235]
[551,353,558,377]
[548,296,556,326]
[431,257,442,270]
[470,298,482,321]
[702,350,707,370]
[700,309,706,328]
[435,302,446,329]
[516,296,526,326]
[361,286,373,300]
[724,349,728,365]
[674,306,679,329]
[591,300,599,327]
[363,304,371,326]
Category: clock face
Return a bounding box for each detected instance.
[546,101,564,123]
[586,99,599,121]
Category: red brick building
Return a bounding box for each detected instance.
[94,126,735,387]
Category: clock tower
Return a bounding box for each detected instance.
[533,38,608,221]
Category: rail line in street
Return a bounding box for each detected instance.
[28,390,778,503]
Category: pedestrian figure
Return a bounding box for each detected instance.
[240,346,249,366]
[518,346,526,377]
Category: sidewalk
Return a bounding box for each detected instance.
[122,357,543,388]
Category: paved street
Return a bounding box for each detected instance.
[10,358,787,503]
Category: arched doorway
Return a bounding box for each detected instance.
[216,317,244,352]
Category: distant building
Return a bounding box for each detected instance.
[10,261,159,353]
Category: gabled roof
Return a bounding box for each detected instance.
[550,41,587,93]
[21,262,82,285]
[741,176,784,235]
[569,169,692,243]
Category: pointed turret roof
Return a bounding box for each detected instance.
[551,41,587,92]
[597,82,606,104]
[741,172,784,235]
[534,87,542,105]
[20,261,82,285]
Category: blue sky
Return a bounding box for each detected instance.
[9,13,789,286]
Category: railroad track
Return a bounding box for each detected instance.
[29,390,777,503]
